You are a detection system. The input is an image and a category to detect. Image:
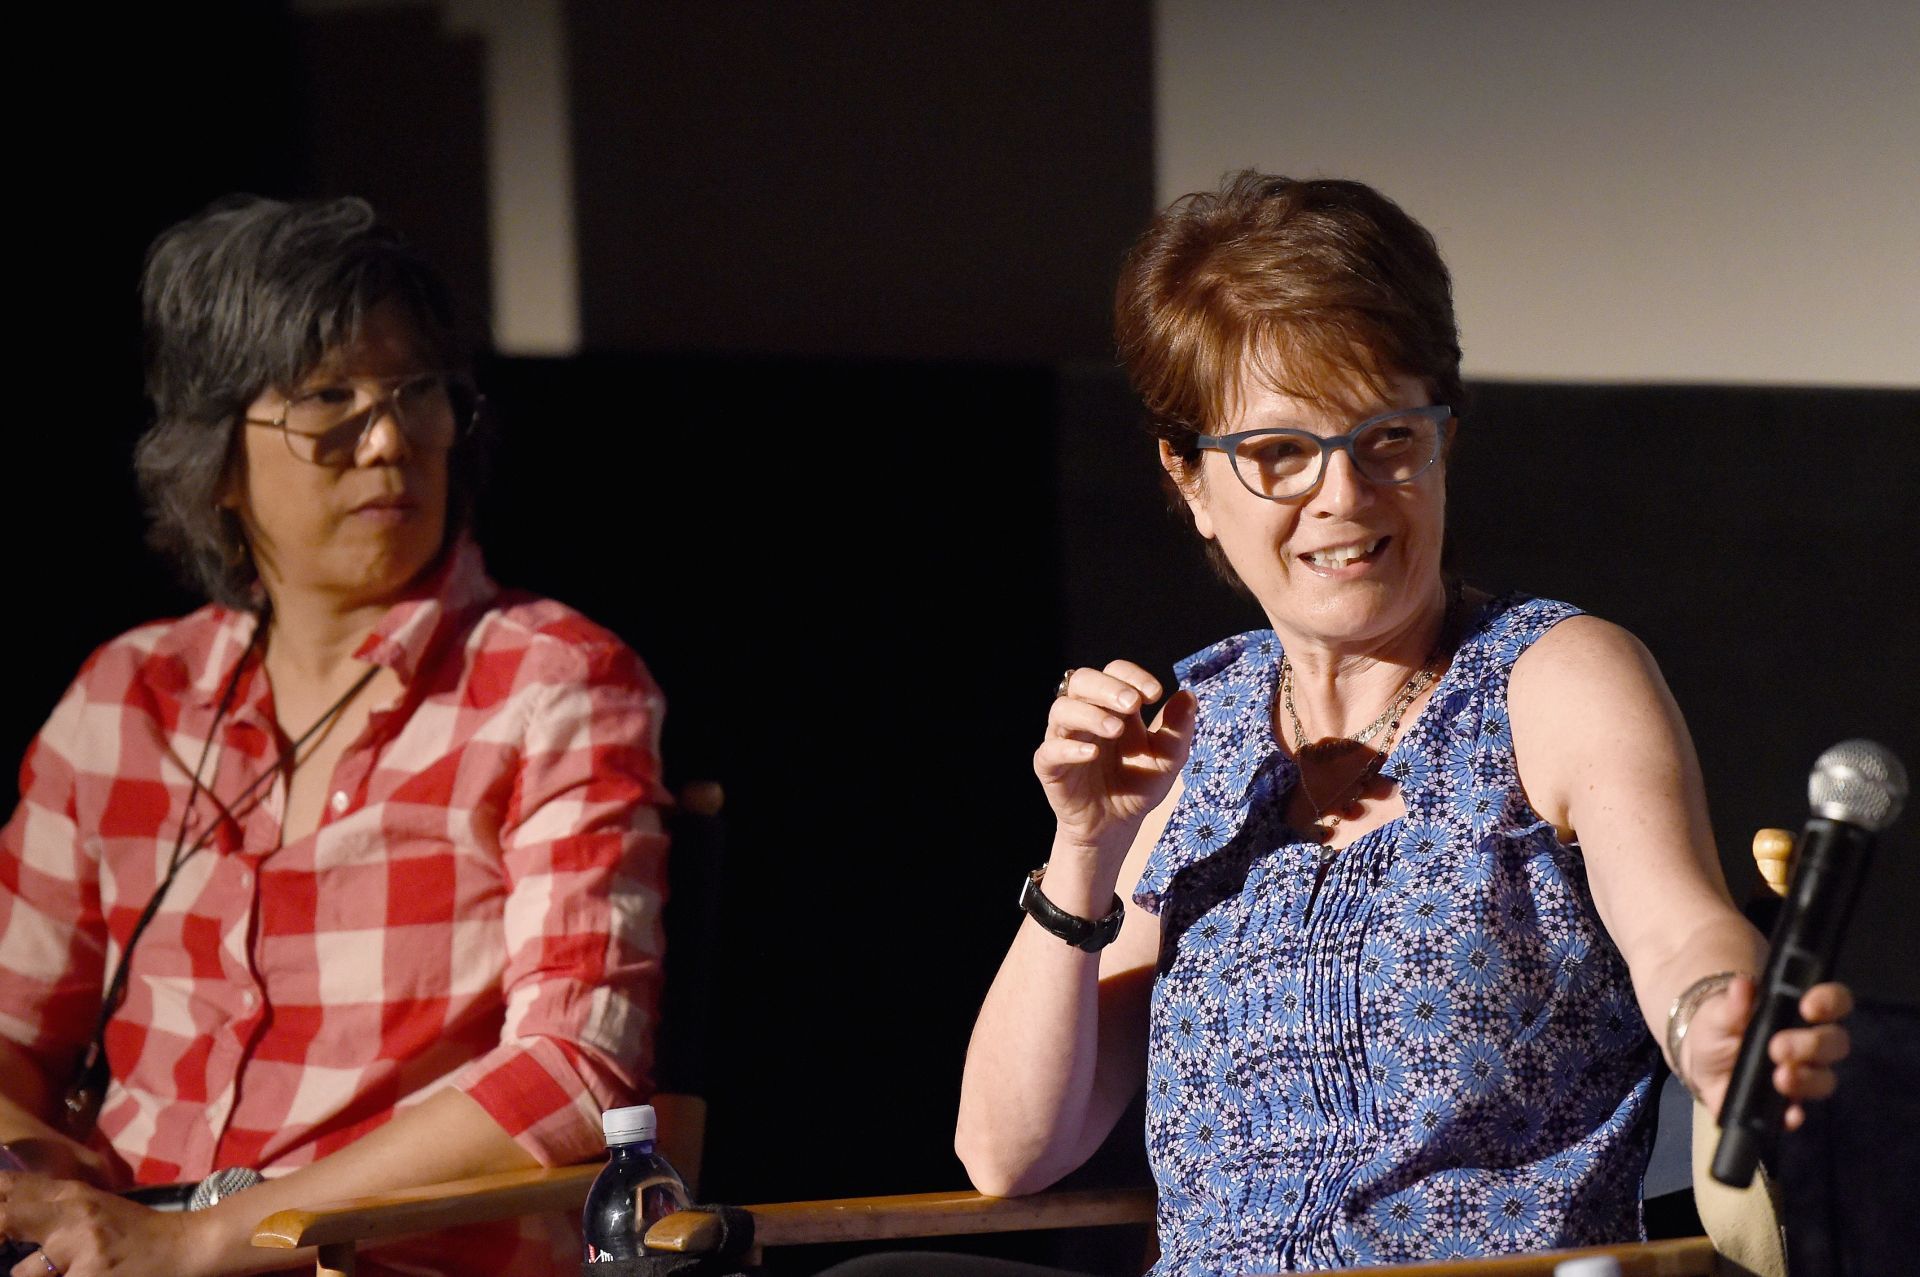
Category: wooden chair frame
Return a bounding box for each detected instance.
[253,1164,601,1277]
[254,1181,1729,1276]
[639,1195,1742,1275]
[251,1093,704,1276]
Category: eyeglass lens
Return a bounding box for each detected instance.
[281,375,462,466]
[1230,410,1442,499]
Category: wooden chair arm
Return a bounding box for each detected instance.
[648,1195,1720,1276]
[1346,1236,1722,1274]
[251,1163,602,1252]
[644,1187,1155,1252]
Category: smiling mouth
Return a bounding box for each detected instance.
[1303,536,1388,569]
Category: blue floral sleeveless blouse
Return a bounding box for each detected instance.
[1134,596,1660,1274]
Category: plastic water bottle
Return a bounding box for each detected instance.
[582,1104,691,1262]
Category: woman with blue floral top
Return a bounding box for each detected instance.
[952,173,1852,1273]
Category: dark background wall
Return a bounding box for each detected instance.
[24,0,1148,1229]
[569,1,1153,361]
[19,3,1918,1266]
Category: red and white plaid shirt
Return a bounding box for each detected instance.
[0,539,667,1276]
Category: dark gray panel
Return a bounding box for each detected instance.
[568,1,1154,361]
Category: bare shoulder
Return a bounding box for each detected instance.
[1510,613,1664,705]
[1508,614,1693,833]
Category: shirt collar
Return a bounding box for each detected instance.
[178,535,497,707]
[352,535,497,684]
[1206,596,1507,802]
[1175,604,1492,809]
[182,606,267,709]
[1176,629,1293,808]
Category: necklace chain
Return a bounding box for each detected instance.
[1281,658,1434,766]
[1282,660,1428,839]
[1281,588,1460,847]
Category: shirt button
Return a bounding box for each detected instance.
[329,791,349,814]
[241,991,258,1010]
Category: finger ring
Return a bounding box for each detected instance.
[42,1254,60,1275]
[1054,668,1075,699]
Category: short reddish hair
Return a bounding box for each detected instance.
[1116,172,1465,474]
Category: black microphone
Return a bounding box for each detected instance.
[1711,739,1907,1187]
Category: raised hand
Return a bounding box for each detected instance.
[1035,661,1196,856]
[1681,976,1853,1130]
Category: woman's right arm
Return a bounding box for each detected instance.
[0,670,115,1184]
[955,662,1194,1197]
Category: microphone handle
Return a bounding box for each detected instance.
[123,1182,198,1211]
[1711,817,1873,1186]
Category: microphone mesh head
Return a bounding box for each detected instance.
[1809,739,1908,832]
[188,1166,264,1211]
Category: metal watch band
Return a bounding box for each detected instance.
[1018,865,1124,952]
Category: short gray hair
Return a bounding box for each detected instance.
[135,195,482,606]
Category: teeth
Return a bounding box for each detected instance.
[1306,538,1382,568]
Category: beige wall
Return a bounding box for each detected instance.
[1157,0,1919,385]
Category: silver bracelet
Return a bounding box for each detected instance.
[1666,970,1745,1099]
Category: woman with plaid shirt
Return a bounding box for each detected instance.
[0,197,666,1277]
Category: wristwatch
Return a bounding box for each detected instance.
[1018,865,1124,952]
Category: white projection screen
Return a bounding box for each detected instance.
[1154,0,1919,385]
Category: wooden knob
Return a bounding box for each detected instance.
[1751,827,1795,897]
[678,780,725,818]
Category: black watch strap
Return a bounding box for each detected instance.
[1018,865,1124,952]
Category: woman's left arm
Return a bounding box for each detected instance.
[1508,616,1850,1125]
[442,640,669,1167]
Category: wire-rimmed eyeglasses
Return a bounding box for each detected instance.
[1192,404,1451,501]
[242,371,478,468]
